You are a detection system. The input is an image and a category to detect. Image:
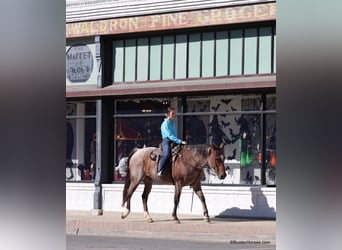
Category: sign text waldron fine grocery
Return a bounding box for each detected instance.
[66,3,276,38]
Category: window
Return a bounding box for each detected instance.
[112,24,276,83]
[113,98,175,181]
[113,94,276,185]
[66,101,96,182]
[265,94,276,185]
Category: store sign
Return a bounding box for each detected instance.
[66,44,93,83]
[66,3,276,38]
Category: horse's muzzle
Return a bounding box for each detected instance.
[219,173,227,180]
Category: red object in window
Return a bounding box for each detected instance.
[257,152,262,163]
[84,170,91,180]
[269,152,276,167]
[114,168,120,181]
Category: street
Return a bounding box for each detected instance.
[67,234,276,250]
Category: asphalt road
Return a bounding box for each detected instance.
[66,234,276,250]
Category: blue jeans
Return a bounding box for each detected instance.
[158,139,171,173]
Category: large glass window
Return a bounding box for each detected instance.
[149,37,162,80]
[215,31,229,76]
[66,101,96,182]
[202,32,215,77]
[175,34,187,79]
[137,38,149,81]
[113,94,276,186]
[230,29,243,75]
[112,23,276,83]
[162,36,174,80]
[113,98,176,180]
[259,27,273,74]
[124,39,136,82]
[244,28,258,74]
[188,33,201,78]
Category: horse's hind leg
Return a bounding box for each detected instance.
[192,183,210,223]
[121,179,140,219]
[142,177,153,223]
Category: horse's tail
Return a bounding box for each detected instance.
[121,147,138,207]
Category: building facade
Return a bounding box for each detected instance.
[66,0,276,218]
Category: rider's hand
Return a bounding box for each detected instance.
[181,141,187,145]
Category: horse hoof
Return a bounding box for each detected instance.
[121,209,130,219]
[121,213,128,219]
[173,219,181,224]
[204,217,210,223]
[144,212,153,223]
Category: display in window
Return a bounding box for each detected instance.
[89,133,96,180]
[66,120,74,180]
[203,112,262,185]
[75,132,96,181]
[184,116,207,145]
[77,163,92,180]
[240,131,253,184]
[199,96,262,185]
[115,118,145,172]
[66,102,96,182]
[209,114,235,146]
[266,128,276,185]
[115,156,128,181]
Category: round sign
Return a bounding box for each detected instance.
[66,44,93,83]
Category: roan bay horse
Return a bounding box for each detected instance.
[121,143,227,223]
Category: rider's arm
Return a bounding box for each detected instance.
[161,121,182,144]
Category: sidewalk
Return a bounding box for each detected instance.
[66,210,276,244]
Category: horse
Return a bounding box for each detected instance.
[121,143,227,223]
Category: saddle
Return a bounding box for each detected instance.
[150,143,181,164]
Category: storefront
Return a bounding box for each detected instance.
[66,0,276,217]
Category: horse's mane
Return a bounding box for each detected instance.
[183,144,210,156]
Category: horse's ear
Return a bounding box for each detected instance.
[210,144,217,153]
[208,146,213,154]
[219,143,224,149]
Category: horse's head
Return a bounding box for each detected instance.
[207,143,227,180]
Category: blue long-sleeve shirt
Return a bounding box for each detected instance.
[160,118,182,144]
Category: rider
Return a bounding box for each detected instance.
[158,107,187,176]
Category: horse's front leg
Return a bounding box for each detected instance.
[192,184,210,223]
[142,177,153,223]
[172,184,182,224]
